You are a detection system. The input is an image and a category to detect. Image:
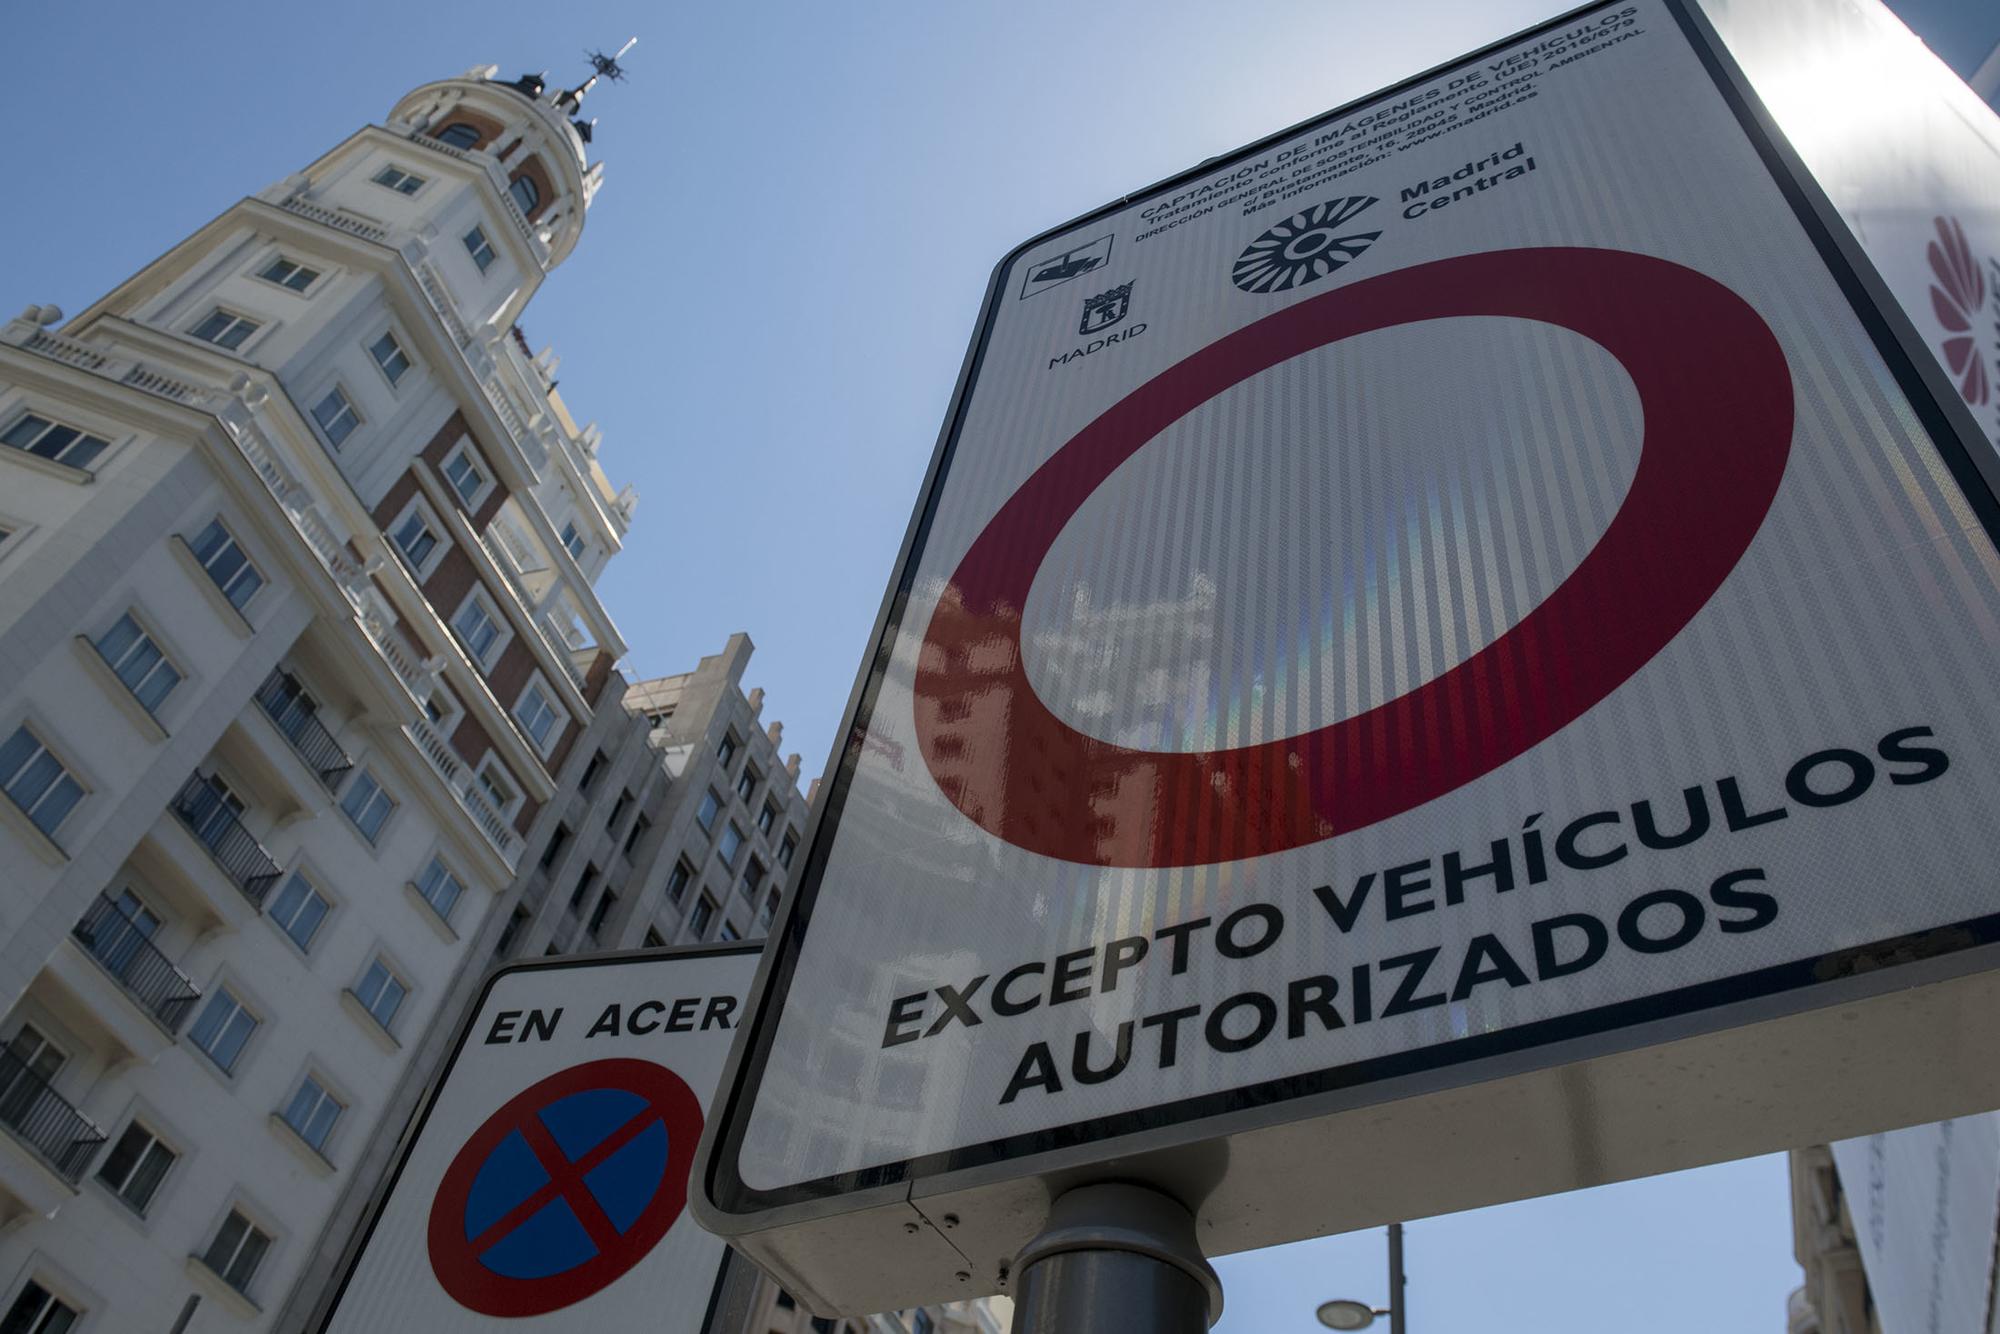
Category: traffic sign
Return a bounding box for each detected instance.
[317,946,758,1333]
[426,1058,701,1315]
[694,0,2000,1317]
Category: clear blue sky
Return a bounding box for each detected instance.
[6,0,1802,1326]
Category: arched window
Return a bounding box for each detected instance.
[435,122,482,150]
[508,175,540,216]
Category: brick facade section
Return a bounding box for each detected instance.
[487,639,534,713]
[450,710,493,771]
[422,546,478,626]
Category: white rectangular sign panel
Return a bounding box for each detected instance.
[1832,1116,2000,1334]
[319,946,759,1333]
[697,0,2000,1313]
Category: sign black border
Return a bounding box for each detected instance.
[705,0,2000,1220]
[312,943,765,1332]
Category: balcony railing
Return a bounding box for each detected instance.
[407,716,524,869]
[169,774,282,907]
[4,322,440,716]
[254,668,354,789]
[72,895,202,1033]
[0,1049,105,1184]
[274,193,390,243]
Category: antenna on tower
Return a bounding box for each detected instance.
[555,37,637,116]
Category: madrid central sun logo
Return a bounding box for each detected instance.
[1231,196,1383,294]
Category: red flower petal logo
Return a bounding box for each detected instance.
[1928,214,1990,406]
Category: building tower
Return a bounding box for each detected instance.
[0,60,637,1331]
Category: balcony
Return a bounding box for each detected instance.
[253,668,353,790]
[168,774,281,907]
[71,895,201,1035]
[0,1048,105,1186]
[406,716,524,870]
[473,527,588,693]
[2,317,440,718]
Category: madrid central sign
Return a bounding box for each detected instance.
[695,0,2000,1316]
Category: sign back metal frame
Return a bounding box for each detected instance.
[311,943,763,1333]
[695,0,2000,1311]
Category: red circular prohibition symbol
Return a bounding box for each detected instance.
[913,247,1794,868]
[427,1058,701,1317]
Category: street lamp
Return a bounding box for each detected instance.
[1314,1222,1406,1334]
[1315,1298,1383,1330]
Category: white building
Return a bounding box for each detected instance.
[0,61,641,1332]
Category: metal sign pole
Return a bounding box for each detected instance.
[1009,1183,1222,1334]
[1387,1223,1406,1334]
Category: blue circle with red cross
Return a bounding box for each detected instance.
[428,1058,703,1316]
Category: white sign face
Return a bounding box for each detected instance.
[322,947,758,1333]
[700,0,2000,1293]
[1832,1116,2000,1334]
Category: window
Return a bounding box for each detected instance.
[495,907,528,957]
[514,680,561,751]
[776,1291,796,1311]
[353,958,407,1031]
[690,894,715,939]
[463,225,497,273]
[667,859,692,905]
[606,789,632,832]
[311,385,360,446]
[474,758,519,818]
[188,519,264,610]
[368,331,412,385]
[759,891,780,930]
[0,725,83,839]
[580,750,607,793]
[424,682,462,734]
[758,800,779,836]
[280,1075,343,1153]
[415,856,466,920]
[559,520,586,560]
[719,921,740,942]
[717,822,746,867]
[742,856,767,898]
[190,309,259,351]
[268,871,329,951]
[0,526,12,550]
[2,412,109,470]
[0,1281,79,1334]
[441,443,488,506]
[339,768,395,845]
[717,732,738,767]
[435,121,483,149]
[914,1311,936,1334]
[508,174,541,215]
[696,788,722,832]
[622,813,650,859]
[94,613,182,714]
[779,831,798,868]
[372,164,425,194]
[200,1209,272,1295]
[568,864,599,913]
[188,987,257,1073]
[258,256,319,292]
[737,765,759,802]
[643,927,665,949]
[539,822,571,872]
[587,890,615,937]
[390,501,442,575]
[97,1120,176,1213]
[452,592,504,667]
